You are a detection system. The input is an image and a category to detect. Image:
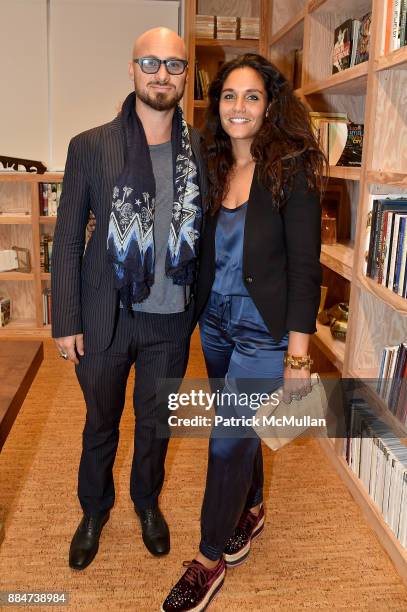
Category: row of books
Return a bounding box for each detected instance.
[39,182,62,216]
[194,63,210,100]
[195,14,259,40]
[363,195,407,297]
[332,12,371,74]
[377,343,407,426]
[40,234,53,273]
[384,0,407,53]
[43,287,52,325]
[310,112,364,167]
[345,399,407,547]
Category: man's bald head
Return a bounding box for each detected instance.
[132,27,187,61]
[129,27,188,112]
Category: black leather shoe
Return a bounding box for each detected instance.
[136,507,170,556]
[69,511,110,570]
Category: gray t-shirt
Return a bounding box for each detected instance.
[131,140,186,313]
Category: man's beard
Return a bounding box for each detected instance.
[135,82,184,111]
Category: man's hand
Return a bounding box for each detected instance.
[54,334,84,364]
[282,366,312,404]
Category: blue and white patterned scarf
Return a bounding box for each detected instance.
[107,92,202,307]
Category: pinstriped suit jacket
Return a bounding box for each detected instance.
[51,114,207,353]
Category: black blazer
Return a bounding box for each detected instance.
[194,167,322,342]
[51,115,206,353]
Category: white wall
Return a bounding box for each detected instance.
[0,0,49,163]
[0,0,180,170]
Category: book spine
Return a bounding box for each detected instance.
[393,216,406,293]
[377,211,389,284]
[400,0,407,46]
[391,0,402,51]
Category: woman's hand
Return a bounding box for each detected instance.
[282,365,312,404]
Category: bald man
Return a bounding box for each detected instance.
[51,28,207,570]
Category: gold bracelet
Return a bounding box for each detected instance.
[283,352,313,370]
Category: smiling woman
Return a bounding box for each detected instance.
[161,54,328,612]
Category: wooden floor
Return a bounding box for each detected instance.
[0,334,407,611]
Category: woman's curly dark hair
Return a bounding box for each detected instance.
[202,53,328,214]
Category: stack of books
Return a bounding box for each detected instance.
[239,17,260,40]
[384,0,407,52]
[39,182,62,216]
[377,343,407,425]
[332,12,372,73]
[40,234,54,273]
[346,399,407,547]
[194,63,210,100]
[195,14,215,39]
[216,16,239,40]
[363,194,407,297]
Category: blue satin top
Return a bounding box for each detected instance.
[212,202,249,296]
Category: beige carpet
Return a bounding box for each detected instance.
[1,336,407,611]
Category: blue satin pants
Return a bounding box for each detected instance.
[199,291,288,560]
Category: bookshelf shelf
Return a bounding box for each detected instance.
[359,275,407,316]
[195,38,258,49]
[303,62,369,96]
[0,319,37,333]
[375,46,407,73]
[40,273,51,281]
[269,9,305,47]
[366,171,407,188]
[193,100,208,109]
[320,241,354,281]
[0,215,32,224]
[0,272,34,281]
[325,167,361,181]
[0,172,63,183]
[314,322,345,372]
[39,216,57,224]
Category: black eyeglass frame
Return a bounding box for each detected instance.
[133,57,189,75]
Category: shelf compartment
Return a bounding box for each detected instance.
[195,38,259,50]
[303,62,369,96]
[325,167,361,181]
[366,171,407,187]
[0,215,32,224]
[0,272,34,281]
[375,46,407,73]
[269,8,305,47]
[313,321,345,373]
[348,370,407,440]
[321,241,354,281]
[319,437,407,588]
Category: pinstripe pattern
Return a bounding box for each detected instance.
[75,307,193,514]
[51,115,206,352]
[50,109,206,514]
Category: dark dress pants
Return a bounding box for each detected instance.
[75,307,193,516]
[198,292,288,560]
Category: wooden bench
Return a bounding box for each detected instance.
[0,340,43,544]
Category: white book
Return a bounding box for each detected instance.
[350,20,361,66]
[391,0,402,51]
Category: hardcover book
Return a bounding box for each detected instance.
[332,19,354,73]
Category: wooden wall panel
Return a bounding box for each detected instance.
[198,0,260,17]
[0,183,32,215]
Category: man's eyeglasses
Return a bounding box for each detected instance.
[133,57,188,75]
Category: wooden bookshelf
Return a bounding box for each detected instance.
[0,172,62,336]
[184,0,407,584]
